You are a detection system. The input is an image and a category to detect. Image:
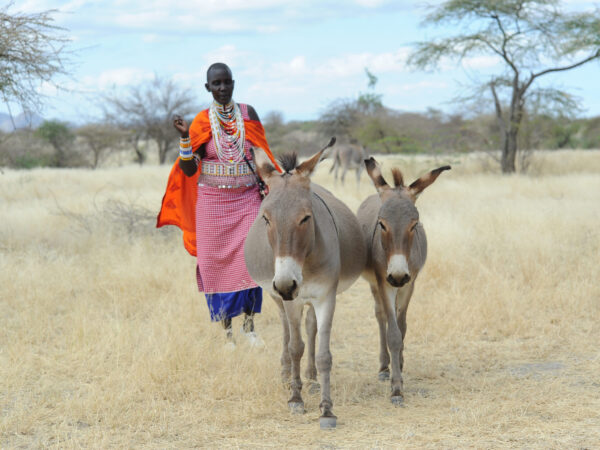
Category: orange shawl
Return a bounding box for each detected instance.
[156,108,281,256]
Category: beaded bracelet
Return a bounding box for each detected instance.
[179,149,194,160]
[179,136,194,160]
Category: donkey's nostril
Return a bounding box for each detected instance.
[386,274,399,287]
[386,273,411,288]
[273,279,299,301]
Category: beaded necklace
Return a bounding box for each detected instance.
[208,100,246,164]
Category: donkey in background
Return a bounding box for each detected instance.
[244,140,367,428]
[357,157,450,405]
[329,142,369,186]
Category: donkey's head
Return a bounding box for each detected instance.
[365,157,450,288]
[254,139,335,300]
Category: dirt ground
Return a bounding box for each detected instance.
[1,150,599,448]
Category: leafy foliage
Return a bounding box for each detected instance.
[35,120,80,167]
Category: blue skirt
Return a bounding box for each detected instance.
[205,287,262,321]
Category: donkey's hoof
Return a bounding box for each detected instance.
[319,415,337,429]
[391,395,404,406]
[288,402,305,414]
[308,381,321,394]
[378,371,390,381]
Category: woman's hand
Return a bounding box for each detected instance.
[173,115,190,138]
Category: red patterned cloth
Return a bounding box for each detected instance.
[195,105,262,293]
[195,183,261,293]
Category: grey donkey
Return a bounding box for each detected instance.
[357,157,450,405]
[244,140,367,428]
[329,142,369,186]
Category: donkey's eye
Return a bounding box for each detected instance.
[300,215,311,225]
[411,222,418,231]
[378,221,387,231]
[262,215,270,226]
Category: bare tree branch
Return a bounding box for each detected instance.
[0,2,72,121]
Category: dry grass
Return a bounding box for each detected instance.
[1,150,599,448]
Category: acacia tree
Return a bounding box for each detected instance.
[408,0,600,173]
[0,2,70,126]
[104,75,198,164]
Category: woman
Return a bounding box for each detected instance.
[157,62,281,344]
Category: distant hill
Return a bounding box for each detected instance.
[0,112,44,132]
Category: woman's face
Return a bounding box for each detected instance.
[205,66,234,105]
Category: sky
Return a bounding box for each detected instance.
[6,0,600,125]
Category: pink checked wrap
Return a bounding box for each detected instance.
[195,105,262,294]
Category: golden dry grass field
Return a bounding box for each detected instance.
[1,150,599,448]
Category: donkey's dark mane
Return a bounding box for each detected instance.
[391,168,405,188]
[278,152,298,173]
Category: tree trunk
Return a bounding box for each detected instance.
[500,82,525,174]
[132,134,145,166]
[158,141,168,165]
[501,129,517,173]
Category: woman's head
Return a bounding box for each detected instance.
[205,62,234,105]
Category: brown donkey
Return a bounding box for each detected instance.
[244,142,366,428]
[357,157,450,405]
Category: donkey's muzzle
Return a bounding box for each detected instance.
[273,279,298,301]
[387,274,411,288]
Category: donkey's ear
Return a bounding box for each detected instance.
[295,149,323,177]
[364,157,390,193]
[407,165,451,201]
[296,137,336,177]
[253,148,278,185]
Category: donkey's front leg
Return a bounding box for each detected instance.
[380,281,404,405]
[313,293,337,428]
[272,296,291,383]
[305,305,318,382]
[371,283,390,380]
[283,300,305,413]
[395,281,415,372]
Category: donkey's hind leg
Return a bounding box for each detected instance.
[340,167,348,185]
[355,166,362,188]
[371,284,390,381]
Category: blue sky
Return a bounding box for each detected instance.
[7,0,600,124]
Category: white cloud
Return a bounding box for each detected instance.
[314,48,411,78]
[354,0,387,6]
[37,80,60,97]
[202,45,253,71]
[12,0,414,36]
[81,68,154,90]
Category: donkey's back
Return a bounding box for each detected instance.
[311,183,366,291]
